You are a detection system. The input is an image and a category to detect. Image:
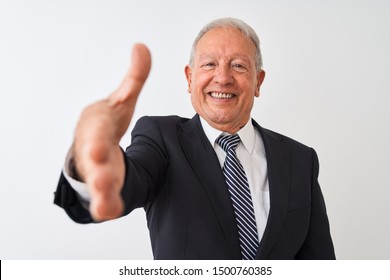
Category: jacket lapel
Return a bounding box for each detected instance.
[178,114,242,259]
[252,120,291,259]
[177,115,291,259]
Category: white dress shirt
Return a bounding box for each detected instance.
[64,116,270,242]
[199,117,270,243]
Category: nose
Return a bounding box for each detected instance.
[213,65,234,85]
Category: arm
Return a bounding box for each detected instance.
[54,44,151,222]
[295,149,336,259]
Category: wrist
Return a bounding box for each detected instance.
[64,144,84,182]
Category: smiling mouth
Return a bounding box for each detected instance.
[209,92,236,99]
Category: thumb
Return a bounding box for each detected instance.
[109,43,152,104]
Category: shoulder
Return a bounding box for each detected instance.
[252,119,317,158]
[135,115,189,128]
[131,115,191,140]
[256,124,320,175]
[263,127,310,150]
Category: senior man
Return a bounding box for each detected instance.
[54,18,335,260]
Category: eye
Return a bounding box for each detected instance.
[232,63,248,72]
[201,62,217,70]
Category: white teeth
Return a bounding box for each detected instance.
[210,92,234,99]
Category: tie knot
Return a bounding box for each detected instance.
[216,134,240,152]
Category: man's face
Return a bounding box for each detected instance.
[185,27,265,134]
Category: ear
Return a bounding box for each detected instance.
[255,70,266,97]
[184,65,193,93]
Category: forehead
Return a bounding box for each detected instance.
[195,27,256,58]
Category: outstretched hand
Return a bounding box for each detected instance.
[73,44,151,221]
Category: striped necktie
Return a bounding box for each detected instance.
[216,134,259,260]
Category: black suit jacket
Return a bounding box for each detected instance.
[54,114,335,259]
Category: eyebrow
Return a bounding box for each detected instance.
[198,53,253,63]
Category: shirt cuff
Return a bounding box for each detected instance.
[62,168,91,203]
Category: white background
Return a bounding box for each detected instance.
[0,0,389,259]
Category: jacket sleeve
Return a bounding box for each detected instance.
[295,149,336,259]
[53,116,168,223]
[121,116,169,216]
[53,171,94,224]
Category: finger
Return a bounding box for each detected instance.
[89,175,124,221]
[109,43,152,104]
[90,192,124,221]
[86,149,125,221]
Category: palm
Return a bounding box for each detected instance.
[73,44,151,221]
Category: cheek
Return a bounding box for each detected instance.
[192,72,211,91]
[240,92,256,112]
[189,92,205,116]
[189,91,201,109]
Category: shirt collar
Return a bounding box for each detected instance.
[199,116,256,154]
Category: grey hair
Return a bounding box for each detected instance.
[189,17,263,70]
